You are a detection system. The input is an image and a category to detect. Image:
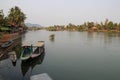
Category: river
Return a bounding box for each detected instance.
[0,30,120,80]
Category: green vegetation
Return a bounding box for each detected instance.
[1,6,119,33]
[46,25,65,31]
[28,27,43,31]
[46,19,120,32]
[8,6,26,27]
[0,6,26,32]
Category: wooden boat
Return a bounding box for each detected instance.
[20,41,44,60]
[49,34,55,38]
[1,40,14,48]
[30,41,44,59]
[20,45,33,60]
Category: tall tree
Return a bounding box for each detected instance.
[0,10,4,26]
[87,22,94,29]
[8,6,26,27]
[107,21,114,30]
[104,19,109,30]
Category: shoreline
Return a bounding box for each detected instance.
[86,30,120,33]
[0,33,19,43]
[0,32,23,59]
[46,29,120,33]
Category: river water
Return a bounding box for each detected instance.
[0,30,120,80]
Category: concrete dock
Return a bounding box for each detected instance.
[30,73,52,80]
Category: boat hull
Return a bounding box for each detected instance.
[1,40,14,48]
[20,41,45,61]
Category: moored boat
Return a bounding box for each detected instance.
[1,40,14,48]
[20,45,33,60]
[20,41,45,61]
[49,34,55,38]
[30,41,44,59]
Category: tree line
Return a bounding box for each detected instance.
[46,19,120,32]
[0,6,26,31]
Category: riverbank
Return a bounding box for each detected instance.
[0,33,19,43]
[86,29,120,33]
[0,32,22,59]
[45,28,120,33]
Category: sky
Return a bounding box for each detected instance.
[0,0,120,26]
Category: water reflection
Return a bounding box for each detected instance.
[0,37,22,80]
[12,61,17,66]
[49,37,55,42]
[8,51,17,66]
[86,32,120,47]
[103,32,120,46]
[0,36,45,80]
[21,51,45,77]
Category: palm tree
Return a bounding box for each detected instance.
[104,19,109,30]
[87,22,94,29]
[8,8,15,25]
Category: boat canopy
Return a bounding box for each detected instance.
[22,41,44,47]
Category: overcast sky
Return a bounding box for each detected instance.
[0,0,120,26]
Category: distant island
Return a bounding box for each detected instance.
[25,23,44,30]
[25,23,42,27]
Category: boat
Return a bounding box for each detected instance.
[1,40,14,48]
[30,41,44,59]
[20,45,33,60]
[49,34,55,38]
[8,51,17,62]
[20,41,44,61]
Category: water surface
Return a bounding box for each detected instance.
[0,30,120,80]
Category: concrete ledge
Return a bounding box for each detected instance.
[30,73,52,80]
